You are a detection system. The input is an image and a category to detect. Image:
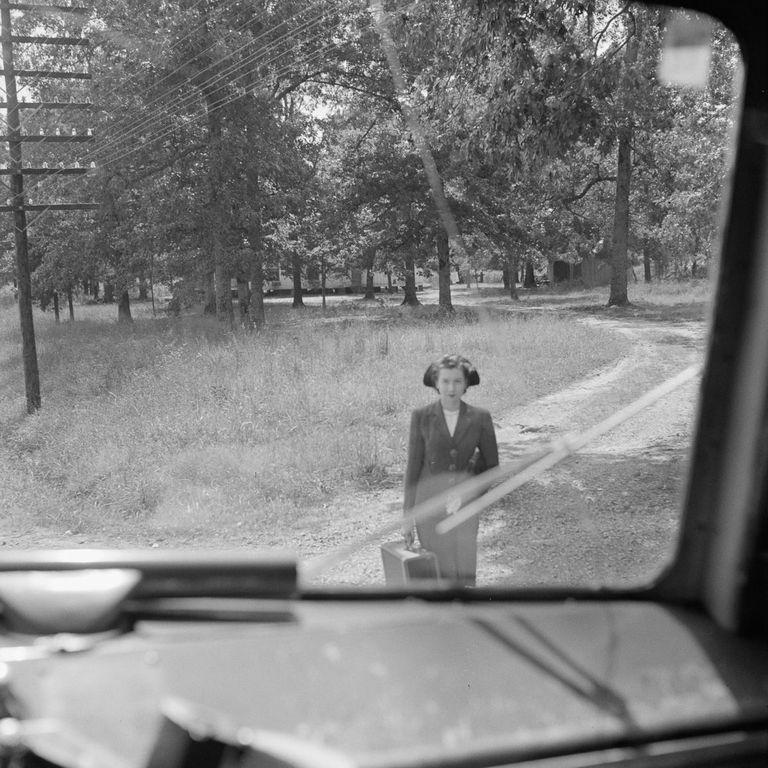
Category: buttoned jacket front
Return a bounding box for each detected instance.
[403,400,499,514]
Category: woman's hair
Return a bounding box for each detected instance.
[423,354,480,389]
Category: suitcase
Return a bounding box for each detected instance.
[380,541,439,585]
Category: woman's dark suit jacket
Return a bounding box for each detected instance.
[404,400,499,583]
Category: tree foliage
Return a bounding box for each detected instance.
[2,0,741,318]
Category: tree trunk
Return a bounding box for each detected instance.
[53,291,60,323]
[237,277,250,322]
[321,255,327,309]
[607,20,639,308]
[246,232,266,329]
[364,269,375,300]
[292,251,304,307]
[401,249,420,306]
[371,0,469,304]
[203,271,216,315]
[67,285,74,321]
[249,274,266,328]
[436,229,453,311]
[138,276,148,301]
[244,124,266,329]
[643,243,652,283]
[103,283,115,303]
[149,254,156,316]
[523,260,536,288]
[214,258,234,326]
[399,201,419,306]
[362,247,376,300]
[205,85,233,326]
[608,124,633,307]
[507,256,519,300]
[117,290,132,322]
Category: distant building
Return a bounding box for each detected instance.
[260,267,430,295]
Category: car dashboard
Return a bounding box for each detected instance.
[0,571,764,768]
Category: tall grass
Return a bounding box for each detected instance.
[0,299,627,540]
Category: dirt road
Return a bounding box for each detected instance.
[307,311,706,587]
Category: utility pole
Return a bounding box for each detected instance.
[1,0,38,412]
[0,1,95,413]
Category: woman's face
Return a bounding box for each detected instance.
[436,366,467,410]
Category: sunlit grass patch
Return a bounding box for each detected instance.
[498,277,713,314]
[628,278,713,304]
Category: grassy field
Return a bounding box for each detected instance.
[510,278,713,321]
[0,289,642,546]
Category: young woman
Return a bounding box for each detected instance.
[403,354,499,585]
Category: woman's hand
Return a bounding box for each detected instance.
[403,526,416,549]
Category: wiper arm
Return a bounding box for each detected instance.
[438,364,701,534]
[473,613,633,722]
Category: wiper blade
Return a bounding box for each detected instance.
[439,364,701,534]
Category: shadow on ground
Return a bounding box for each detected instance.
[478,447,689,588]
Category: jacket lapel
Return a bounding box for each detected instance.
[451,401,471,446]
[429,400,451,440]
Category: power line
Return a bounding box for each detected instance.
[24,38,353,227]
[12,0,373,226]
[82,3,334,168]
[12,1,340,198]
[25,9,360,206]
[3,0,258,137]
[53,0,330,168]
[1,0,334,204]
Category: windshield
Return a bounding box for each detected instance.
[0,1,742,592]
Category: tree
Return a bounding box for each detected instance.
[607,13,641,307]
[32,212,97,321]
[5,0,739,344]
